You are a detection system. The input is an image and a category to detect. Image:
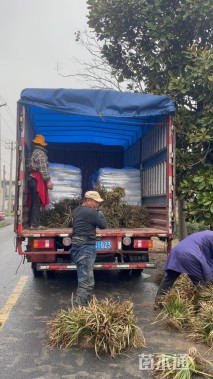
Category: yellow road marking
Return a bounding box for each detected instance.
[0,276,28,331]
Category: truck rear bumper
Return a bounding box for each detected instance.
[36,262,157,271]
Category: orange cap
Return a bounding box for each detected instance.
[32,134,47,146]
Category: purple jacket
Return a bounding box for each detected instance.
[165,231,213,281]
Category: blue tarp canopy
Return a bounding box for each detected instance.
[19,88,175,150]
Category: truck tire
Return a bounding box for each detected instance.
[119,268,143,277]
[119,269,131,278]
[131,269,143,277]
[31,263,44,277]
[46,270,55,279]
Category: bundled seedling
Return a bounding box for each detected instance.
[173,276,213,312]
[40,186,150,228]
[194,283,213,308]
[47,297,145,357]
[154,289,194,331]
[173,275,197,304]
[40,198,80,227]
[97,185,150,228]
[154,275,213,348]
[152,347,213,379]
[96,186,126,207]
[189,302,213,348]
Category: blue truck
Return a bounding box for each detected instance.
[15,88,175,276]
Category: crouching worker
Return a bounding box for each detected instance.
[27,134,53,229]
[71,191,107,307]
[155,230,213,308]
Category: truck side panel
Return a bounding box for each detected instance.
[124,116,175,233]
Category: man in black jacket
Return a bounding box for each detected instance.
[71,191,107,307]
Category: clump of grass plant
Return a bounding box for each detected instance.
[173,275,197,304]
[96,185,151,227]
[189,302,213,348]
[154,289,194,331]
[40,198,80,227]
[172,276,213,310]
[47,297,145,357]
[194,283,213,308]
[152,347,213,378]
[154,277,213,348]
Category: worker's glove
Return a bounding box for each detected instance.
[47,180,53,190]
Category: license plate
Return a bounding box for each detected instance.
[96,240,112,250]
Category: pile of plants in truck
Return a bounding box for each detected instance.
[40,186,150,228]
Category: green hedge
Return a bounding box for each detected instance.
[186,222,210,235]
[175,221,210,237]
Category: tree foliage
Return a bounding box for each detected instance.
[87,0,213,226]
[170,47,213,185]
[87,0,212,92]
[180,165,213,227]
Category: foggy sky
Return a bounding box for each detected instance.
[0,0,89,176]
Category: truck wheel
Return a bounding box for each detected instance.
[131,269,143,277]
[31,263,44,277]
[46,270,55,279]
[119,269,131,277]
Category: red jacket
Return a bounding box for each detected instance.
[27,171,49,208]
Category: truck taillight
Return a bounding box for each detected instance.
[33,239,54,249]
[133,239,153,249]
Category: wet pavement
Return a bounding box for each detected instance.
[0,224,212,379]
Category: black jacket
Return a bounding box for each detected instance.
[72,205,107,246]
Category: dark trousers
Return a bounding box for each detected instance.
[71,245,96,307]
[155,269,200,302]
[28,177,41,227]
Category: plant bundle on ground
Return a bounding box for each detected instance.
[154,275,213,347]
[154,289,195,331]
[189,302,213,348]
[152,347,213,378]
[173,275,198,304]
[47,297,145,357]
[194,283,213,307]
[40,186,150,228]
[174,276,213,310]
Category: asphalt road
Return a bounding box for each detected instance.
[0,223,212,379]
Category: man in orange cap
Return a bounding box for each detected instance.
[27,134,53,229]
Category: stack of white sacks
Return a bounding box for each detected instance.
[92,167,141,205]
[48,163,82,202]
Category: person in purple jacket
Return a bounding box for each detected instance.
[155,230,213,307]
